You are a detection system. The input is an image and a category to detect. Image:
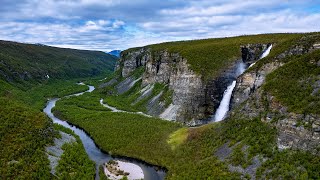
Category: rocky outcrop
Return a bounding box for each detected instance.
[46,131,76,175]
[231,87,320,154]
[118,48,150,77]
[241,44,269,64]
[120,49,207,122]
[270,99,320,154]
[147,91,166,117]
[215,142,264,180]
[231,61,283,109]
[118,44,267,124]
[116,76,141,94]
[231,41,316,109]
[230,36,320,153]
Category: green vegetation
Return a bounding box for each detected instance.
[0,79,97,179]
[54,84,320,179]
[257,150,320,179]
[222,118,277,159]
[53,101,181,163]
[0,79,90,110]
[53,91,240,179]
[99,165,109,180]
[0,80,95,179]
[52,124,95,179]
[100,68,173,113]
[124,33,312,79]
[167,128,188,150]
[0,40,117,179]
[2,33,320,179]
[229,143,247,167]
[103,79,145,112]
[0,97,55,179]
[56,92,107,112]
[264,50,320,114]
[56,141,95,179]
[0,40,117,87]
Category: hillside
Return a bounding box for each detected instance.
[123,33,307,79]
[51,32,320,179]
[2,33,320,179]
[0,40,117,87]
[0,41,117,179]
[104,33,319,123]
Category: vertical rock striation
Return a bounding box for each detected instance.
[119,49,206,123]
[118,44,267,124]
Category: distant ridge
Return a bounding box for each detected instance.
[108,50,121,57]
[0,40,117,84]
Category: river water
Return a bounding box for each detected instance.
[43,84,166,180]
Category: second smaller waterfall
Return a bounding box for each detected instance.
[249,44,273,68]
[214,81,237,122]
[260,44,273,59]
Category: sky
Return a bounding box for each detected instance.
[0,0,319,52]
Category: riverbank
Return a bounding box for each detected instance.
[46,83,166,179]
[104,160,144,180]
[53,90,240,179]
[0,79,93,179]
[46,130,76,175]
[46,124,95,179]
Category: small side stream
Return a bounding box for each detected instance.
[43,84,166,180]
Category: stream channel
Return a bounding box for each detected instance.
[43,84,166,180]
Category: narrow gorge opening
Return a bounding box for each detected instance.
[213,44,273,122]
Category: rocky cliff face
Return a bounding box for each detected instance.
[118,44,267,124]
[230,87,320,154]
[232,34,320,109]
[118,34,320,152]
[119,48,206,123]
[241,44,269,64]
[231,43,311,109]
[230,36,320,153]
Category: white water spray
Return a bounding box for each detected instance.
[236,62,246,77]
[249,44,273,68]
[214,81,236,122]
[260,44,273,59]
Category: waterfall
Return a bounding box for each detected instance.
[214,81,236,122]
[260,44,273,59]
[212,44,273,122]
[249,44,273,68]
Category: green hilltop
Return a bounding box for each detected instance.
[124,33,319,79]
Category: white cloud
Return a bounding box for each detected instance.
[112,20,125,28]
[0,0,319,51]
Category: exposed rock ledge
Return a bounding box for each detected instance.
[46,131,76,175]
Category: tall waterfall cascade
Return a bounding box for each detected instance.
[213,44,273,122]
[214,81,237,122]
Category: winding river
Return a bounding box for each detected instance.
[43,84,166,180]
